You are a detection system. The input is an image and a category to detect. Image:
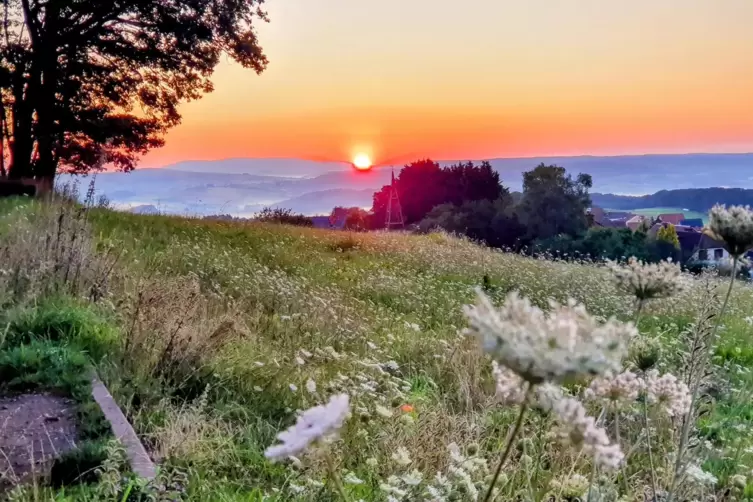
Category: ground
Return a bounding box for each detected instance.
[2,196,753,500]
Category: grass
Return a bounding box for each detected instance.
[2,195,753,500]
[606,206,709,223]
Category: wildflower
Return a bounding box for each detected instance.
[288,482,305,494]
[464,290,635,384]
[366,457,379,468]
[344,472,365,485]
[295,356,305,365]
[400,404,414,413]
[289,383,298,392]
[375,404,393,418]
[305,379,317,394]
[585,371,643,407]
[705,204,753,257]
[685,464,718,486]
[264,393,350,462]
[551,397,624,470]
[731,474,747,489]
[392,446,412,466]
[645,370,691,417]
[607,257,684,301]
[402,469,423,486]
[549,473,590,499]
[491,361,527,405]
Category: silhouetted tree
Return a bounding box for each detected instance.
[443,161,503,205]
[256,208,313,227]
[0,0,268,185]
[518,164,592,241]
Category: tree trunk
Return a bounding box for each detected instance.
[33,5,60,186]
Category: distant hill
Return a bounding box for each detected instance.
[591,187,753,212]
[62,153,753,216]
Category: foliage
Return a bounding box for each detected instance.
[255,207,313,227]
[535,227,656,261]
[372,160,504,226]
[419,197,525,249]
[330,206,371,231]
[518,163,593,241]
[0,0,269,181]
[657,224,681,248]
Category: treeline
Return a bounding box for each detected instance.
[591,188,753,212]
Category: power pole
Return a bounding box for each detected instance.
[385,169,404,229]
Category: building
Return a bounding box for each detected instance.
[656,213,685,226]
[626,215,650,231]
[680,218,704,229]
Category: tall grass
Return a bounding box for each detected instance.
[2,197,753,500]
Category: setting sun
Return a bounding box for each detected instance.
[352,153,372,170]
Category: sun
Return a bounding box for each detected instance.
[352,153,372,171]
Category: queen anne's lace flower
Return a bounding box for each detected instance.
[607,257,684,301]
[464,290,635,384]
[645,370,691,417]
[550,397,624,470]
[491,361,527,404]
[685,464,718,486]
[264,394,350,461]
[705,204,753,257]
[585,371,643,407]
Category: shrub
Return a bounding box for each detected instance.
[254,207,313,227]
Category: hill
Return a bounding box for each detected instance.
[3,196,753,499]
[591,187,753,212]
[63,153,753,216]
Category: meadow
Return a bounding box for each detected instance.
[2,192,753,501]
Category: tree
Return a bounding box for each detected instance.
[0,0,268,184]
[371,159,505,227]
[656,224,680,249]
[343,207,369,231]
[256,208,313,227]
[518,164,592,241]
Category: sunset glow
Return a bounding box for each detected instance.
[353,153,372,170]
[140,0,753,168]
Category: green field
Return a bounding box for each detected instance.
[606,206,709,223]
[2,197,752,501]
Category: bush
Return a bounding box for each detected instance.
[254,207,313,227]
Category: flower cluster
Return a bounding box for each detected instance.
[264,394,350,461]
[645,370,692,417]
[550,397,624,470]
[607,257,685,301]
[585,370,643,407]
[490,361,527,405]
[424,443,489,502]
[705,204,753,257]
[464,290,636,384]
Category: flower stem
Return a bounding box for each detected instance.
[643,398,658,502]
[614,409,630,495]
[667,256,737,502]
[482,385,533,502]
[325,451,350,502]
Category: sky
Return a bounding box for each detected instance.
[141,0,753,168]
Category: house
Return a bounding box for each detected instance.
[656,213,685,226]
[680,218,704,228]
[690,234,729,263]
[626,215,651,231]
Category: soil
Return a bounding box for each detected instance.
[0,393,79,490]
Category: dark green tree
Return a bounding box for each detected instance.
[518,164,593,241]
[0,0,268,184]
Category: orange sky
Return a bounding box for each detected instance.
[142,0,753,168]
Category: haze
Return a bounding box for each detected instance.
[141,0,753,168]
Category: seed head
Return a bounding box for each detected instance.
[464,290,635,384]
[706,204,753,258]
[644,370,691,417]
[584,371,642,407]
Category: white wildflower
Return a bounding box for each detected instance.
[253,386,263,392]
[645,370,691,417]
[289,383,298,392]
[288,482,305,494]
[295,356,305,365]
[464,290,635,384]
[585,371,642,406]
[549,473,590,499]
[706,204,753,257]
[685,464,718,486]
[254,361,265,367]
[264,393,350,461]
[401,469,423,486]
[491,361,527,404]
[375,404,393,418]
[551,396,624,470]
[305,379,317,394]
[300,349,313,358]
[607,257,684,301]
[344,472,365,485]
[392,446,412,466]
[366,457,379,468]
